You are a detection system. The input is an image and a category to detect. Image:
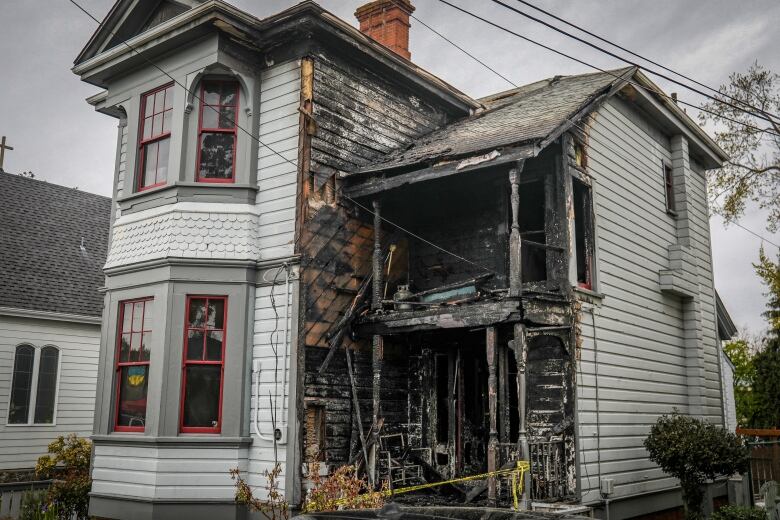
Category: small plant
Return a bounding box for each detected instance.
[644,412,749,520]
[230,464,289,520]
[19,489,59,520]
[302,462,387,512]
[35,434,92,520]
[711,505,768,520]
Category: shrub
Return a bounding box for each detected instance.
[35,434,92,520]
[711,505,768,520]
[18,489,59,520]
[230,463,289,520]
[644,413,749,520]
[302,462,387,512]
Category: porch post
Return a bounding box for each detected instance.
[508,161,525,297]
[486,326,498,505]
[514,322,531,509]
[371,199,383,485]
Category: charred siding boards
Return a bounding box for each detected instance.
[310,53,448,179]
[576,97,722,502]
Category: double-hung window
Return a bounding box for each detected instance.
[8,345,60,425]
[196,81,239,182]
[663,163,676,213]
[115,298,153,432]
[138,83,173,190]
[181,296,227,433]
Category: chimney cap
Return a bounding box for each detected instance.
[355,0,415,20]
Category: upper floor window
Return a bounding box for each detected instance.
[8,344,60,425]
[196,81,239,183]
[115,298,153,432]
[181,296,227,433]
[572,178,594,290]
[663,163,676,213]
[137,83,173,191]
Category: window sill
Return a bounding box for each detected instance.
[117,181,259,214]
[666,209,679,218]
[573,285,605,304]
[92,434,252,448]
[4,422,57,427]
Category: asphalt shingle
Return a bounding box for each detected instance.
[0,171,111,317]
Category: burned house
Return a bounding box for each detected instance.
[72,0,730,518]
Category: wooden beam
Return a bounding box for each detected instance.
[486,326,498,506]
[511,323,531,510]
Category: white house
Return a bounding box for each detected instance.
[0,171,110,472]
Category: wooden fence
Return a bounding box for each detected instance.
[0,480,51,519]
[737,428,780,503]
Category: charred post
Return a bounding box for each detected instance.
[486,326,498,505]
[508,162,524,297]
[513,322,530,509]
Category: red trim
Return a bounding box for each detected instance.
[179,295,227,434]
[114,298,153,433]
[195,80,239,183]
[137,83,174,191]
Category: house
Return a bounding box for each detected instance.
[0,171,110,472]
[71,0,731,518]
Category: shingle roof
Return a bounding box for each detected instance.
[0,171,111,318]
[353,67,636,175]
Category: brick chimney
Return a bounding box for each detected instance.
[355,0,414,60]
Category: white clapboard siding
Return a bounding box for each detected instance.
[576,98,722,502]
[0,315,100,470]
[91,444,248,500]
[114,122,128,219]
[248,275,297,496]
[257,60,301,261]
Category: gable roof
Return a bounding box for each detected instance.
[0,172,111,318]
[716,291,738,341]
[351,67,636,176]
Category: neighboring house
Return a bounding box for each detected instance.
[0,172,110,471]
[716,292,739,432]
[72,1,730,519]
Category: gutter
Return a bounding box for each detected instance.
[0,306,102,325]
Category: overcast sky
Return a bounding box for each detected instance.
[1,0,778,335]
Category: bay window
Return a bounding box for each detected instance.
[137,83,173,191]
[181,296,226,433]
[115,298,153,432]
[196,80,239,182]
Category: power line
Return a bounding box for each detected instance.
[729,222,780,249]
[434,0,780,140]
[497,0,780,124]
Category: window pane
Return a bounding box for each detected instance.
[34,348,59,424]
[144,95,154,117]
[142,116,152,140]
[156,138,170,184]
[198,132,235,179]
[152,113,163,136]
[117,365,149,429]
[203,83,221,105]
[154,90,165,113]
[164,86,173,110]
[182,365,221,428]
[202,105,219,129]
[119,334,131,362]
[132,301,144,332]
[140,332,152,362]
[186,330,204,361]
[142,141,158,187]
[219,106,236,129]
[189,298,206,327]
[162,110,172,134]
[220,83,237,105]
[207,299,225,329]
[122,302,133,332]
[129,332,142,362]
[205,331,224,361]
[9,346,35,424]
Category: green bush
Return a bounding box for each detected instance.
[644,412,749,520]
[35,434,92,520]
[711,505,768,520]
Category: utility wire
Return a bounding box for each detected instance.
[511,0,780,124]
[434,0,780,140]
[493,0,780,125]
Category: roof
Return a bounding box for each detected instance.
[352,67,636,175]
[716,290,738,340]
[0,171,111,318]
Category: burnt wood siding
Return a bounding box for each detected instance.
[309,53,449,180]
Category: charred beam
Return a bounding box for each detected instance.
[486,326,498,505]
[511,322,531,509]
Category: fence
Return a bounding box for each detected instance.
[738,428,780,505]
[529,438,568,501]
[0,480,51,520]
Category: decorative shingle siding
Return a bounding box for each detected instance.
[105,203,262,267]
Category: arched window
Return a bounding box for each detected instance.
[7,344,59,425]
[195,79,239,183]
[34,347,59,424]
[8,345,35,424]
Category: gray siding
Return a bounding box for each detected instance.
[576,98,722,502]
[115,121,128,219]
[257,60,300,260]
[0,315,99,470]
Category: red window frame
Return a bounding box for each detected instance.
[114,298,153,433]
[137,83,174,191]
[664,163,676,213]
[180,295,227,434]
[195,80,239,183]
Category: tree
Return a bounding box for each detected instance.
[754,247,780,334]
[750,248,780,428]
[698,62,780,232]
[644,413,749,520]
[723,337,757,427]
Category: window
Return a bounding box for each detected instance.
[572,178,594,290]
[8,344,60,425]
[115,298,153,432]
[137,83,173,191]
[196,81,239,182]
[663,163,676,213]
[181,296,226,433]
